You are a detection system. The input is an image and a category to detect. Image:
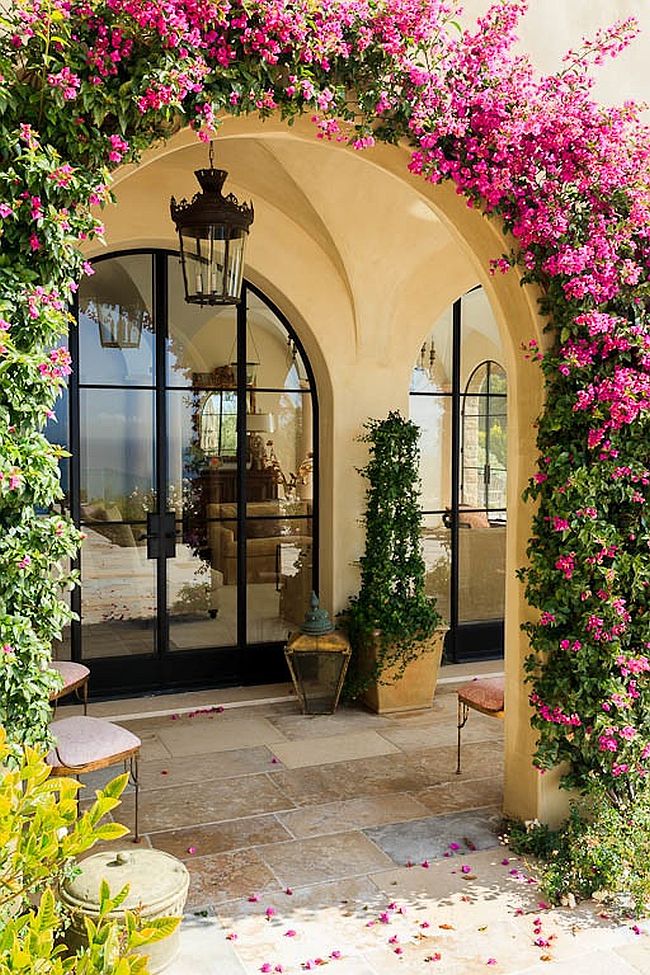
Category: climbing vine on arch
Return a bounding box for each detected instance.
[1,0,650,809]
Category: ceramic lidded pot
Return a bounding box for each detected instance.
[60,849,189,973]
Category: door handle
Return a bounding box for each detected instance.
[145,512,177,559]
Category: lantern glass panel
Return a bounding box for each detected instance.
[179,228,247,306]
[290,651,347,714]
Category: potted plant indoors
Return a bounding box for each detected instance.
[345,411,446,712]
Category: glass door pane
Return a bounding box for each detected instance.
[166,388,238,650]
[78,387,157,659]
[166,256,239,651]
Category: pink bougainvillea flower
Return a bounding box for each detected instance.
[186,846,196,855]
[461,865,472,874]
[265,907,276,919]
[486,960,497,967]
[421,859,430,869]
[449,842,461,851]
[226,932,238,941]
[330,950,341,960]
[284,929,296,938]
[285,887,293,895]
[248,893,260,903]
[260,964,272,973]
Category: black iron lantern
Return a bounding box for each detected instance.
[170,142,254,306]
[284,594,351,715]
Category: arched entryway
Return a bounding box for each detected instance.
[88,116,561,823]
[52,250,318,696]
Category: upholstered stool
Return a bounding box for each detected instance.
[49,661,90,715]
[456,677,505,774]
[46,716,141,841]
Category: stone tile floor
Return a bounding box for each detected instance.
[73,682,650,974]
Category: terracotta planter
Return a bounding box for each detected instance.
[362,627,447,714]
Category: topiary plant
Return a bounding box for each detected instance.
[345,411,441,696]
[0,726,179,973]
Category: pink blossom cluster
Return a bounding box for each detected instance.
[47,66,81,101]
[616,654,650,678]
[530,693,581,727]
[38,347,72,383]
[554,553,575,579]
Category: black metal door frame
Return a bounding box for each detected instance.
[69,249,319,697]
[411,290,505,664]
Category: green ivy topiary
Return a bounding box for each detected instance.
[344,411,441,696]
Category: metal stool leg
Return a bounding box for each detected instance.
[456,699,470,775]
[128,754,140,843]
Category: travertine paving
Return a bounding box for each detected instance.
[71,684,650,974]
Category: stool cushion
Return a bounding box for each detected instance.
[49,661,90,698]
[46,716,141,773]
[458,677,505,713]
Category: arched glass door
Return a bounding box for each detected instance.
[55,250,318,696]
[410,287,507,662]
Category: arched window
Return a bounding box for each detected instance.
[461,360,507,513]
[56,249,318,696]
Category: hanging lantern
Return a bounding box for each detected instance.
[170,142,254,306]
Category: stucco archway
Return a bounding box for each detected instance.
[91,114,559,823]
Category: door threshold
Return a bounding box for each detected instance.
[68,682,296,723]
[101,693,296,723]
